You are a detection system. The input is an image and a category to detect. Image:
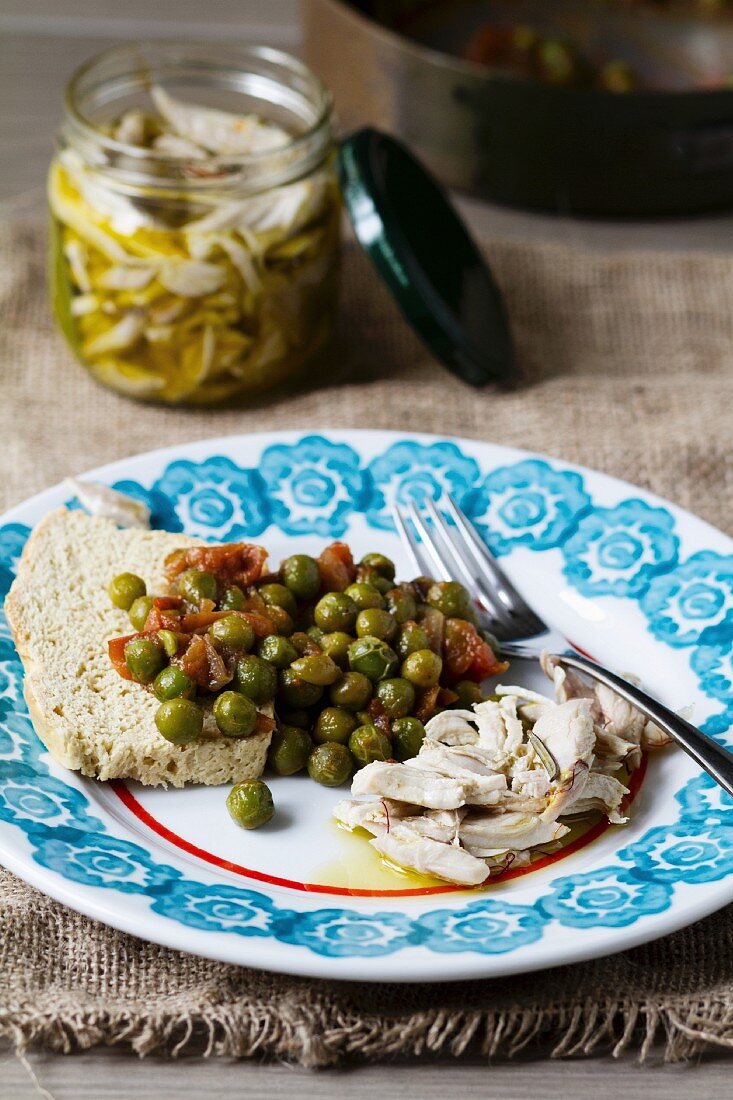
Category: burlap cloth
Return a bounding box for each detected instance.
[0,213,732,1066]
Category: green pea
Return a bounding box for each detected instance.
[454,680,484,709]
[129,596,154,632]
[354,709,373,727]
[314,591,358,632]
[357,566,393,594]
[258,582,297,619]
[209,614,255,652]
[386,586,417,624]
[349,724,392,768]
[345,582,386,611]
[391,717,426,761]
[124,636,165,684]
[280,554,321,600]
[227,780,274,830]
[348,637,398,682]
[220,584,246,611]
[108,572,146,611]
[313,706,357,745]
[268,725,312,775]
[306,625,325,645]
[427,581,475,621]
[278,668,323,708]
[178,569,218,606]
[214,691,258,738]
[257,634,298,669]
[355,608,396,641]
[395,621,431,659]
[235,654,277,705]
[319,631,352,669]
[307,743,353,787]
[376,677,416,719]
[402,649,443,689]
[359,553,396,581]
[153,666,195,702]
[155,697,203,744]
[291,654,341,686]
[157,629,179,657]
[329,671,372,711]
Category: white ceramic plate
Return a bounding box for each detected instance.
[0,430,731,982]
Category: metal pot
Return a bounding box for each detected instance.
[303,0,733,216]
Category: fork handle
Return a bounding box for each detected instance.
[554,652,733,798]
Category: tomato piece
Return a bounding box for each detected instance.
[437,687,459,708]
[415,686,440,723]
[443,618,508,682]
[152,596,183,610]
[367,697,392,739]
[240,611,277,638]
[317,542,355,592]
[420,607,445,654]
[179,608,275,636]
[443,618,474,678]
[180,610,230,632]
[469,637,509,681]
[164,543,268,588]
[177,635,231,693]
[108,634,136,680]
[143,596,184,632]
[256,713,277,734]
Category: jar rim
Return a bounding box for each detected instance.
[61,41,335,193]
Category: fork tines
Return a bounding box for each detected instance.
[391,494,547,643]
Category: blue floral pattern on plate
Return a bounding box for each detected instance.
[259,435,366,537]
[691,645,733,705]
[32,832,182,894]
[642,552,733,648]
[676,773,733,823]
[620,821,733,884]
[0,433,731,963]
[0,766,100,834]
[151,882,285,936]
[417,899,545,954]
[366,441,480,532]
[538,867,673,928]
[153,457,268,540]
[276,909,417,957]
[464,459,591,557]
[562,499,678,598]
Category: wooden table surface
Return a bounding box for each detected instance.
[1,4,732,1096]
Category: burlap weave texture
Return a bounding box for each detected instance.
[0,216,731,1063]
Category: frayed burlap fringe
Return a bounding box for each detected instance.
[3,995,733,1066]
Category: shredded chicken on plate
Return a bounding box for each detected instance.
[334,654,671,886]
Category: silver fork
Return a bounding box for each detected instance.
[392,494,733,798]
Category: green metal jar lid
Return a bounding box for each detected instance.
[337,128,513,387]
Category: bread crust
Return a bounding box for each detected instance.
[5,508,272,787]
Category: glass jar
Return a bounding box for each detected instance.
[49,43,340,405]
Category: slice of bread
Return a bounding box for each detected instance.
[5,507,273,787]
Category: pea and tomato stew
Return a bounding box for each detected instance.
[107,541,507,829]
